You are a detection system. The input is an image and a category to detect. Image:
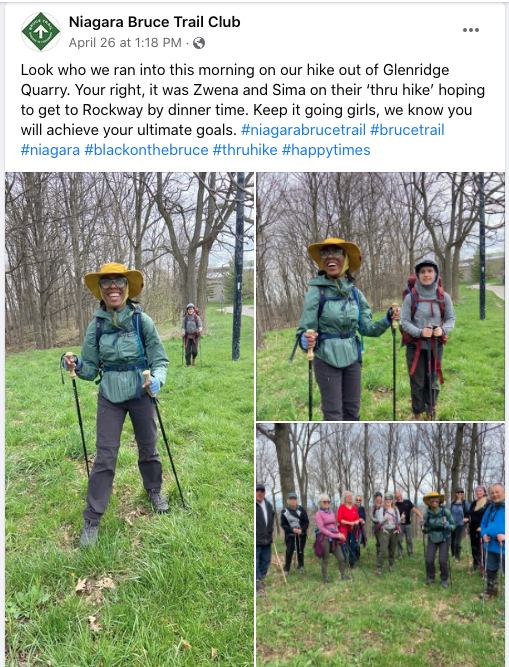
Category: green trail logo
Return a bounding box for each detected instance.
[22,13,61,51]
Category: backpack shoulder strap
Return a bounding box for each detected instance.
[95,317,104,346]
[317,286,327,322]
[437,284,446,320]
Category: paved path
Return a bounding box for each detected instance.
[471,284,505,301]
[221,305,255,318]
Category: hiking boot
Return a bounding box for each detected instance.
[80,521,99,548]
[256,580,265,596]
[414,413,424,421]
[323,576,330,584]
[479,571,498,599]
[426,411,435,421]
[191,358,196,366]
[441,580,448,589]
[425,577,435,585]
[341,574,352,581]
[376,568,382,576]
[148,489,169,514]
[283,569,290,576]
[389,564,394,572]
[297,567,305,574]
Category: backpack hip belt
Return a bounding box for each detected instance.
[317,331,362,364]
[408,337,445,384]
[101,362,147,398]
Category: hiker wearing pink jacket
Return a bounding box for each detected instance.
[314,494,349,584]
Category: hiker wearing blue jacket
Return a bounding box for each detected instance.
[450,488,470,562]
[63,263,169,548]
[479,483,505,600]
[400,258,455,420]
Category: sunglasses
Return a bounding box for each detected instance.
[355,499,362,502]
[99,276,128,289]
[319,248,345,259]
[322,500,330,504]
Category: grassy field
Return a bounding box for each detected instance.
[257,536,505,667]
[6,307,254,667]
[256,286,504,421]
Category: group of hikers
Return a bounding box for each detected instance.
[295,238,455,421]
[256,482,505,601]
[62,263,203,546]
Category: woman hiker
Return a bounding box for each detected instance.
[372,493,403,575]
[468,485,491,571]
[337,491,360,568]
[422,492,456,588]
[62,263,169,547]
[354,494,367,561]
[296,238,400,421]
[182,303,203,366]
[314,494,349,584]
[400,258,455,420]
[450,488,470,562]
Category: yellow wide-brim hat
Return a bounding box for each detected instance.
[307,237,362,273]
[84,262,144,301]
[423,492,445,507]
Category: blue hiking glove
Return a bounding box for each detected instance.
[444,521,450,529]
[300,333,308,350]
[148,377,161,396]
[61,355,83,371]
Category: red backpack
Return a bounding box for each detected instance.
[401,274,447,383]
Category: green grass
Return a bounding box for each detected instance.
[6,307,254,667]
[256,286,504,421]
[257,537,504,667]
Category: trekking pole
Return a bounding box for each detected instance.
[272,537,288,586]
[199,335,203,369]
[391,302,398,421]
[466,526,471,574]
[181,336,184,366]
[293,534,298,571]
[482,542,488,613]
[306,329,314,422]
[62,353,90,478]
[143,371,186,509]
[500,541,504,613]
[480,535,485,580]
[421,522,427,582]
[426,334,434,421]
[345,537,371,582]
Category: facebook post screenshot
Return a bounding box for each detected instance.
[3,2,506,666]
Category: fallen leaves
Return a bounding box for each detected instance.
[87,615,101,632]
[75,575,116,605]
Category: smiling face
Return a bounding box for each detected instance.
[256,489,265,503]
[320,245,345,278]
[418,265,436,286]
[355,496,362,505]
[344,493,353,505]
[100,274,127,309]
[429,498,440,509]
[384,498,394,509]
[475,487,485,499]
[490,484,505,504]
[394,492,403,503]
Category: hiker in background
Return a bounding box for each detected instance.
[372,492,383,556]
[256,484,275,595]
[314,494,349,584]
[450,488,470,562]
[468,485,491,571]
[373,493,402,575]
[281,492,309,575]
[62,263,169,548]
[479,483,505,600]
[182,303,203,366]
[354,494,367,561]
[337,491,360,568]
[400,258,456,420]
[422,492,456,589]
[296,238,400,421]
[395,492,424,558]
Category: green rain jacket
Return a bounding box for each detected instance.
[76,305,168,404]
[423,506,456,544]
[296,275,391,369]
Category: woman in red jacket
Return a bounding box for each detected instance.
[337,491,360,568]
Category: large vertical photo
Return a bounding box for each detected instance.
[5,172,254,666]
[256,172,505,422]
[256,423,505,666]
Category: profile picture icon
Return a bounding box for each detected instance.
[22,12,61,51]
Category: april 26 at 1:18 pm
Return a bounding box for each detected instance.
[69,37,181,49]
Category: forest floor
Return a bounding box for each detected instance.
[256,286,504,421]
[257,536,505,667]
[5,307,254,666]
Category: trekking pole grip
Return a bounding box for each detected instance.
[66,351,77,380]
[306,329,315,361]
[391,303,399,330]
[142,369,151,393]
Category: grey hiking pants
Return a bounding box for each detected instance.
[314,357,361,421]
[321,540,346,578]
[398,524,414,556]
[83,392,163,524]
[426,538,450,582]
[406,342,444,415]
[451,525,464,559]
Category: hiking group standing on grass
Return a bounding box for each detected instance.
[256,483,504,605]
[294,238,456,421]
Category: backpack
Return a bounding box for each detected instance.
[401,274,447,383]
[95,306,147,367]
[400,274,448,345]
